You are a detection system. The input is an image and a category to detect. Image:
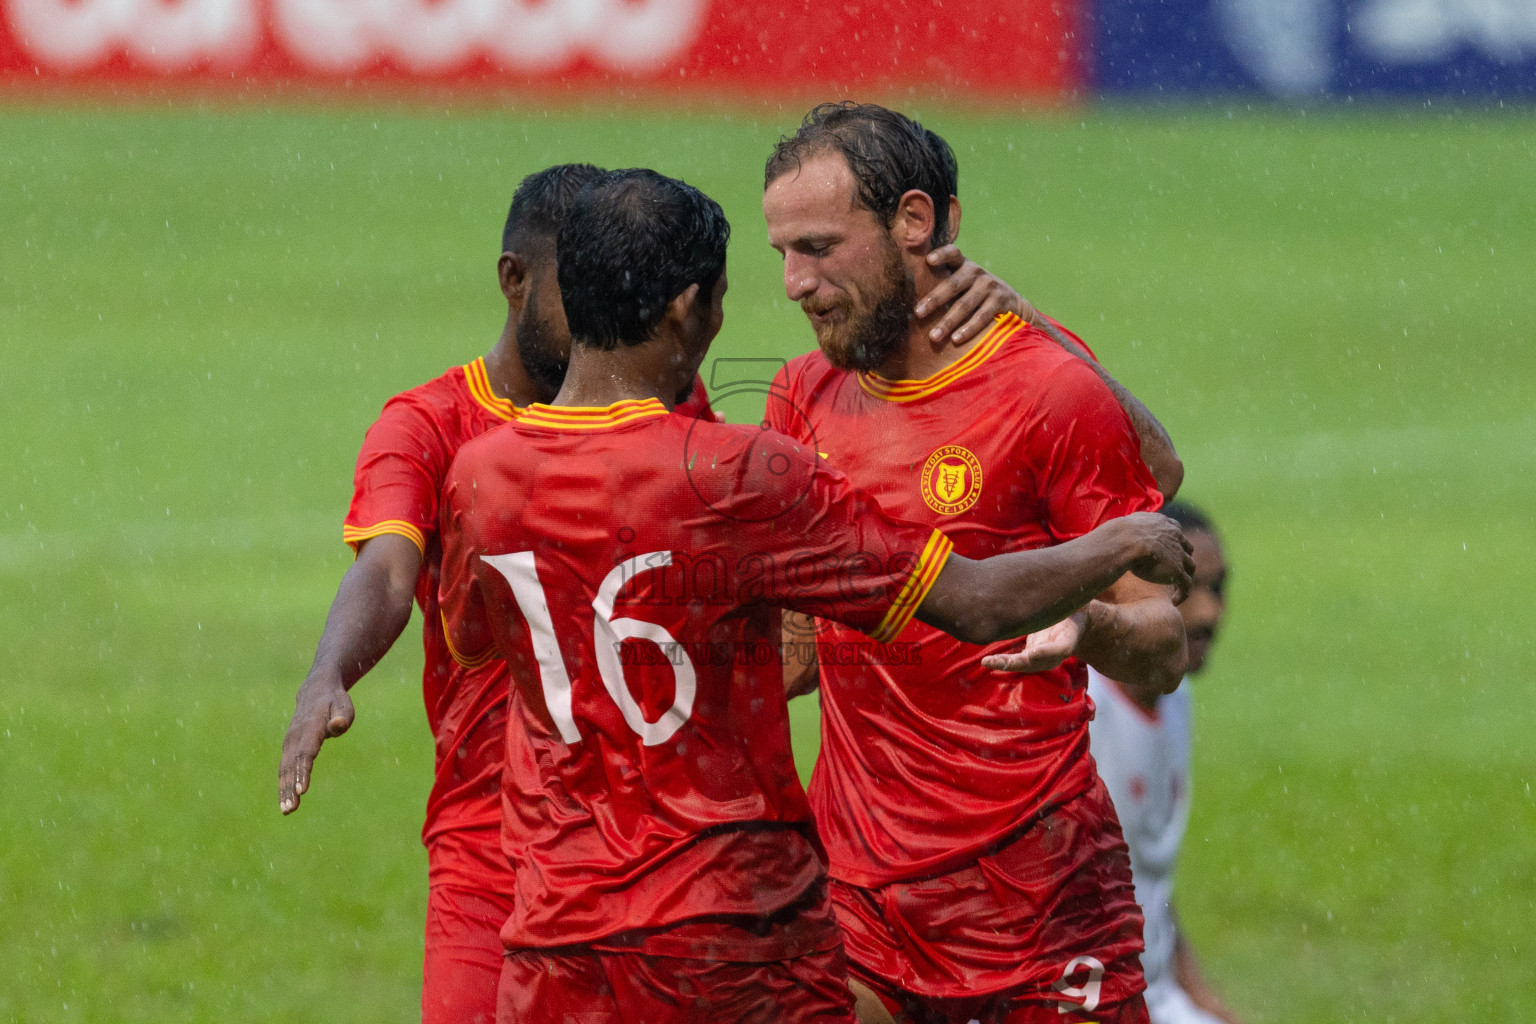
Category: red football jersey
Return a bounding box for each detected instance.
[437,399,952,956]
[343,359,713,890]
[766,312,1162,889]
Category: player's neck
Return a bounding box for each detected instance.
[871,260,974,382]
[482,327,552,408]
[552,344,685,411]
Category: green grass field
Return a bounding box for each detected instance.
[1,99,1533,1023]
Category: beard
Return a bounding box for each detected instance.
[515,289,570,402]
[807,236,916,374]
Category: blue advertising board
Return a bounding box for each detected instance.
[1090,0,1536,97]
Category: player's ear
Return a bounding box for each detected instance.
[499,253,530,308]
[665,282,703,330]
[892,189,937,252]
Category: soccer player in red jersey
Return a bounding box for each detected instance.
[275,164,715,1024]
[275,160,1058,1022]
[762,104,1193,1024]
[437,168,1193,1024]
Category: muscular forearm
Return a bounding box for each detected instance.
[1077,595,1186,698]
[305,548,418,690]
[1034,317,1184,500]
[281,535,420,814]
[919,521,1144,645]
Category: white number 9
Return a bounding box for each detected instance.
[1053,954,1104,1014]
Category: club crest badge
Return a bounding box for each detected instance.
[920,445,983,515]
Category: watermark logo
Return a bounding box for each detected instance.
[683,357,822,524]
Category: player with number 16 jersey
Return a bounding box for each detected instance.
[438,398,952,1019]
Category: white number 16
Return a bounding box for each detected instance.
[480,550,697,747]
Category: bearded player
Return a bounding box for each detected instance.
[437,168,1193,1024]
[276,159,1049,1023]
[763,103,1190,1023]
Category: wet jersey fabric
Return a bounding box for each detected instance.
[498,944,856,1024]
[767,311,1163,889]
[437,399,950,957]
[833,779,1148,1015]
[344,361,715,877]
[423,881,515,1024]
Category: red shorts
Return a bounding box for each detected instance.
[422,827,516,1024]
[497,945,855,1024]
[832,778,1147,1022]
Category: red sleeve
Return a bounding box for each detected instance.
[343,393,448,555]
[673,375,718,421]
[764,363,813,446]
[695,426,951,644]
[1028,358,1162,543]
[436,454,497,669]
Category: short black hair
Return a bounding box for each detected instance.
[501,163,607,255]
[557,169,730,350]
[1163,501,1217,537]
[764,102,959,248]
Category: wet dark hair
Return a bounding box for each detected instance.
[764,101,958,248]
[501,163,607,255]
[1163,501,1216,536]
[557,168,730,350]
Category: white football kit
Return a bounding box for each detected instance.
[1088,668,1223,1024]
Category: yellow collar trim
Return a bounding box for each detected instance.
[858,312,1023,403]
[519,398,670,431]
[463,358,521,421]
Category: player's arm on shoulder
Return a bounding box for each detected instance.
[914,243,1037,345]
[1033,317,1184,500]
[279,532,421,814]
[915,513,1192,646]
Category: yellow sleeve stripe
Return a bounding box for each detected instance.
[870,529,954,644]
[463,358,520,421]
[857,313,1020,403]
[343,520,427,555]
[440,610,498,670]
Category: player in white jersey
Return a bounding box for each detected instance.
[1089,502,1245,1024]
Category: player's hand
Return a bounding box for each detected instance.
[916,245,1038,346]
[981,610,1088,674]
[278,674,356,814]
[1119,512,1195,603]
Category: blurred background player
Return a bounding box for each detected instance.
[764,102,1189,1023]
[1088,502,1242,1024]
[437,166,1194,1024]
